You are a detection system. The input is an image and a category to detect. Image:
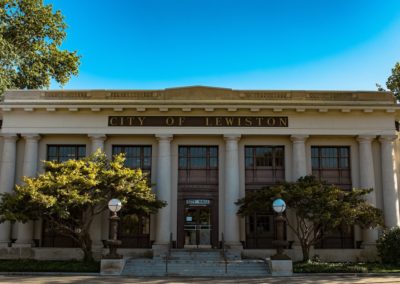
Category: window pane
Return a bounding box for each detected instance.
[209,147,218,157]
[340,158,349,168]
[210,157,218,168]
[48,146,57,157]
[245,147,253,157]
[113,146,122,155]
[179,147,187,157]
[179,157,187,168]
[245,157,253,168]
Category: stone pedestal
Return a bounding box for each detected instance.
[100,259,126,275]
[268,259,293,276]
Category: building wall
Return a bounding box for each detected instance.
[0,88,399,261]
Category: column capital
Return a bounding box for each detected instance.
[1,133,18,142]
[155,134,173,141]
[22,134,41,141]
[290,135,309,142]
[357,135,376,143]
[223,134,241,141]
[379,135,397,143]
[88,134,107,141]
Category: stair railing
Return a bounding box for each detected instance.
[221,232,227,274]
[165,232,173,275]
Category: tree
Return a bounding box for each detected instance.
[0,0,80,93]
[377,62,400,101]
[0,150,165,261]
[236,176,384,262]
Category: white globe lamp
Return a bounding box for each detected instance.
[272,198,286,214]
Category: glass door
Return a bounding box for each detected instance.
[184,206,211,247]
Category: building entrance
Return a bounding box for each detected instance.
[177,146,219,249]
[184,201,212,247]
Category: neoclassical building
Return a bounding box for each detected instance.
[0,86,399,261]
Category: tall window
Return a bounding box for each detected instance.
[112,145,152,248]
[47,145,86,162]
[311,146,354,248]
[244,146,285,249]
[311,146,351,190]
[245,146,285,189]
[178,146,218,185]
[42,145,86,248]
[112,145,152,178]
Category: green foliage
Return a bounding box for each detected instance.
[294,261,400,273]
[0,259,99,272]
[377,227,400,265]
[236,176,384,261]
[293,261,368,273]
[0,0,80,93]
[0,150,165,260]
[377,62,400,101]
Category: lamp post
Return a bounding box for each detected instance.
[271,198,290,260]
[104,198,123,259]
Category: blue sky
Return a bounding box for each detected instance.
[48,0,400,90]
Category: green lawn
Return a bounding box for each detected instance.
[293,261,400,273]
[0,260,100,273]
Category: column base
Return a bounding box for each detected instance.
[224,241,243,250]
[0,241,10,248]
[152,244,169,258]
[12,242,33,248]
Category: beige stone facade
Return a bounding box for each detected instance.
[0,86,399,262]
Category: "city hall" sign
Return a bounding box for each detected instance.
[108,116,288,127]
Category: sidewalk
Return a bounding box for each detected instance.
[0,275,399,284]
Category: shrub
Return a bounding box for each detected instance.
[377,226,400,264]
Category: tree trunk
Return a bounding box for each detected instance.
[301,242,310,262]
[80,231,94,262]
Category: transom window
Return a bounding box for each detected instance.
[112,145,152,171]
[179,146,218,169]
[47,145,86,162]
[178,146,218,185]
[311,146,351,190]
[245,146,285,188]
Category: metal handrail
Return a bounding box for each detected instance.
[221,232,227,274]
[165,232,173,275]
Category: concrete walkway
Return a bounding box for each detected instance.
[0,275,399,284]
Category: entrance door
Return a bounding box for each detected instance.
[184,203,212,248]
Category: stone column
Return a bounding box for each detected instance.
[357,135,378,244]
[224,134,241,247]
[89,134,107,153]
[289,135,309,247]
[0,134,18,247]
[14,134,40,247]
[154,134,173,246]
[290,135,309,180]
[88,134,107,249]
[379,135,400,227]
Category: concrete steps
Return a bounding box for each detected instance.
[122,249,270,277]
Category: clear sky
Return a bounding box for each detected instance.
[47,0,400,91]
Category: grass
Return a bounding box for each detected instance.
[0,259,100,273]
[293,261,400,273]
